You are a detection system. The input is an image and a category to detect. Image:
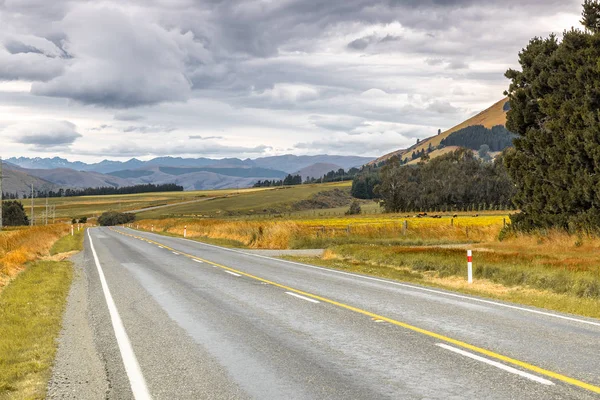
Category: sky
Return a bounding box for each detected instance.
[0,0,583,162]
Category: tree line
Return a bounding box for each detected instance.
[440,125,516,152]
[352,149,515,213]
[12,183,184,199]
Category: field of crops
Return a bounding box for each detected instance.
[294,214,508,229]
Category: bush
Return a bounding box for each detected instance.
[345,200,362,215]
[78,217,88,224]
[98,211,135,226]
[2,201,29,226]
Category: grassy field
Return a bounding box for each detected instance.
[0,224,83,399]
[135,181,352,219]
[15,187,271,221]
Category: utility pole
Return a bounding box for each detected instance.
[0,157,3,231]
[30,184,34,227]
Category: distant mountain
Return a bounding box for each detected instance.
[5,156,88,171]
[18,167,132,189]
[7,154,374,174]
[1,163,60,197]
[294,163,343,180]
[371,98,509,165]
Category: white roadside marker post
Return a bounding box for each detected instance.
[151,225,154,232]
[71,224,74,236]
[467,250,473,284]
[184,226,187,238]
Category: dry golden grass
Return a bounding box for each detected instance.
[0,225,69,290]
[136,214,506,249]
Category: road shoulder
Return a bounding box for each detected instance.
[47,251,108,399]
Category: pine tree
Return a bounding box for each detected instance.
[504,2,600,231]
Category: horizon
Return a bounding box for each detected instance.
[0,1,582,162]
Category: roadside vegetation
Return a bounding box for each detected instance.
[0,224,85,399]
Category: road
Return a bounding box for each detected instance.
[49,226,600,399]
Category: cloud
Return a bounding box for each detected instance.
[80,141,272,158]
[122,124,177,133]
[7,120,82,150]
[189,135,224,140]
[113,112,145,121]
[0,0,584,161]
[30,6,204,108]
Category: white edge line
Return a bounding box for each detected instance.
[436,343,554,386]
[286,291,320,304]
[123,229,600,328]
[224,270,241,277]
[88,229,152,400]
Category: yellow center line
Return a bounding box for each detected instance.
[109,228,600,394]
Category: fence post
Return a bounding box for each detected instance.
[503,218,506,228]
[346,225,351,236]
[466,226,469,238]
[467,250,473,284]
[451,218,454,227]
[402,220,407,235]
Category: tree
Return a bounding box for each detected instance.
[582,0,600,33]
[478,144,491,161]
[2,201,29,226]
[504,2,600,231]
[374,156,406,213]
[437,129,442,135]
[345,200,362,215]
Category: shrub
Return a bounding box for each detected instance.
[98,212,135,226]
[78,217,88,224]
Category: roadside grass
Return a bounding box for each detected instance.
[134,214,506,249]
[282,242,600,319]
[49,227,86,255]
[0,225,69,290]
[0,260,73,400]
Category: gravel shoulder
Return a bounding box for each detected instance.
[47,252,108,400]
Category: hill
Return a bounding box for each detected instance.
[294,163,343,180]
[1,163,60,197]
[371,97,509,165]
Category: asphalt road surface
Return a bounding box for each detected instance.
[49,226,600,399]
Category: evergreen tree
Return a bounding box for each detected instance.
[504,1,600,231]
[2,201,29,226]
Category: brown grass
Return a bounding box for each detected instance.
[0,225,69,290]
[136,217,502,249]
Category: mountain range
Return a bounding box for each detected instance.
[1,154,374,196]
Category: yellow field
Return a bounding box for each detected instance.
[0,225,70,289]
[135,213,509,249]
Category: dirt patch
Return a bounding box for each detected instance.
[42,251,80,262]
